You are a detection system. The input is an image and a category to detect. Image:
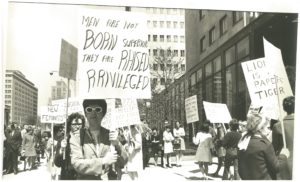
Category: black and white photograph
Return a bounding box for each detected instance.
[1,0,299,181]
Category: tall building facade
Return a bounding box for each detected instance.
[131,7,186,92]
[151,10,297,141]
[4,70,38,125]
[51,80,70,101]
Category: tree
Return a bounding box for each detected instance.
[148,47,185,129]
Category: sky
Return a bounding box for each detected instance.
[5,3,125,112]
[4,1,300,113]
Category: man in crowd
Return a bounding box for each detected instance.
[5,123,22,174]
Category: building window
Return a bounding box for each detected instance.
[146,8,150,13]
[153,8,157,14]
[147,20,151,27]
[148,35,151,41]
[153,64,158,71]
[174,50,178,56]
[180,50,185,57]
[197,68,202,82]
[205,62,212,77]
[173,21,178,28]
[167,9,171,14]
[167,49,172,56]
[160,21,164,28]
[199,10,205,20]
[225,46,235,66]
[180,36,184,43]
[125,7,131,11]
[181,64,185,71]
[174,35,178,42]
[153,21,157,28]
[200,36,206,53]
[167,35,171,42]
[180,9,184,15]
[160,8,164,14]
[174,64,179,72]
[153,49,158,56]
[213,56,222,73]
[167,21,171,28]
[160,49,165,56]
[153,35,157,42]
[180,22,184,29]
[152,78,158,85]
[220,15,228,36]
[209,26,216,45]
[148,49,151,56]
[160,64,165,71]
[233,11,243,24]
[160,35,164,42]
[160,78,166,85]
[237,36,249,60]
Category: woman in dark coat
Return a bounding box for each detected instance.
[238,114,289,180]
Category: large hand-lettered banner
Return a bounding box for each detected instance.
[101,99,141,130]
[185,95,199,123]
[203,101,232,123]
[78,9,151,99]
[241,38,293,120]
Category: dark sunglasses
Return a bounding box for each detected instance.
[85,107,103,113]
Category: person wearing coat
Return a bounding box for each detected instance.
[69,99,128,180]
[238,113,290,180]
[5,123,22,174]
[22,126,37,170]
[193,121,213,180]
[163,125,174,168]
[272,96,294,180]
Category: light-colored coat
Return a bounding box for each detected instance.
[22,133,36,157]
[69,129,128,180]
[193,132,213,163]
[163,130,174,154]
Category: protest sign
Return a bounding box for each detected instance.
[59,39,78,80]
[203,101,232,123]
[241,38,293,120]
[78,9,151,99]
[51,98,84,116]
[185,95,199,123]
[40,105,65,124]
[101,99,141,130]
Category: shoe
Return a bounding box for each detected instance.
[167,165,173,168]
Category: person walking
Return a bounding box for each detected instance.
[125,125,143,180]
[210,123,226,177]
[221,119,241,180]
[238,114,290,180]
[22,126,37,171]
[272,96,294,180]
[163,125,174,168]
[150,128,160,166]
[173,121,185,167]
[5,123,22,174]
[193,121,213,180]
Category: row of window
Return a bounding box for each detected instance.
[200,12,244,53]
[152,63,186,72]
[149,34,185,43]
[146,8,184,15]
[147,20,185,29]
[149,49,185,57]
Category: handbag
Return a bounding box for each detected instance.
[173,137,181,149]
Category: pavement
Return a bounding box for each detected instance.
[2,151,226,181]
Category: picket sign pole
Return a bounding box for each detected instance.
[274,75,287,148]
[222,123,227,134]
[191,123,195,137]
[63,78,70,160]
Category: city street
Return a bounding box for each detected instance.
[2,155,224,181]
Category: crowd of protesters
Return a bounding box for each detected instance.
[3,123,46,175]
[2,96,294,180]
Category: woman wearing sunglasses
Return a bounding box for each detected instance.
[69,99,128,180]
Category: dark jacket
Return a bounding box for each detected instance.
[238,135,287,180]
[6,129,22,153]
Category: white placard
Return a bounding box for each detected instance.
[40,105,65,124]
[78,9,151,99]
[241,38,293,119]
[51,97,84,116]
[203,101,232,123]
[185,95,199,123]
